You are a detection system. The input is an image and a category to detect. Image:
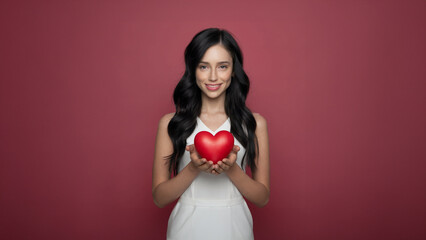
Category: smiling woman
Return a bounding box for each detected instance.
[195,45,233,98]
[152,28,270,240]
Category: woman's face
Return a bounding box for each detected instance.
[195,44,233,99]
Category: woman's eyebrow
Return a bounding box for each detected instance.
[199,61,231,64]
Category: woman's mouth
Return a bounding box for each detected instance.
[205,84,222,91]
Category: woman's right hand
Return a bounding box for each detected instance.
[186,144,215,174]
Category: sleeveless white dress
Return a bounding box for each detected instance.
[167,117,254,240]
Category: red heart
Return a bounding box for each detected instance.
[194,130,234,164]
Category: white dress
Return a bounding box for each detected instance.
[167,117,254,240]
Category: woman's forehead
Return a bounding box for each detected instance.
[200,45,232,63]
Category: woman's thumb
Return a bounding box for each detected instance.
[186,144,194,152]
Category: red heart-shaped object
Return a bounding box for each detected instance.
[194,130,234,164]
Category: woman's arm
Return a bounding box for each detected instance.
[217,113,270,207]
[152,113,215,208]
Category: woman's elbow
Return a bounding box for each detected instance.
[255,190,270,208]
[256,196,269,208]
[153,198,167,208]
[152,188,166,208]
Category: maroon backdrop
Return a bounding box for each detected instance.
[1,0,425,239]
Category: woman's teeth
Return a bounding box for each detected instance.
[206,84,221,90]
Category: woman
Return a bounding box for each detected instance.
[152,28,270,240]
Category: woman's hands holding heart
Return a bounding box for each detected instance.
[189,130,240,175]
[186,144,240,175]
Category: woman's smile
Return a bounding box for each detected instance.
[205,83,222,91]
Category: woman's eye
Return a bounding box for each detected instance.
[219,65,228,69]
[199,65,207,70]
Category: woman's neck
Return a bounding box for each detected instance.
[200,93,226,115]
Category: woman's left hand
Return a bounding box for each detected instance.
[212,145,240,175]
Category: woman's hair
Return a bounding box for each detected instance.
[166,28,258,176]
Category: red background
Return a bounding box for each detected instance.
[1,0,425,239]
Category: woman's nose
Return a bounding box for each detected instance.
[209,69,218,81]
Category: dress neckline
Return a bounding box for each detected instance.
[197,116,230,133]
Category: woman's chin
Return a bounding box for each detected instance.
[203,91,225,100]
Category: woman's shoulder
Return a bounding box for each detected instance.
[158,112,175,129]
[252,112,267,129]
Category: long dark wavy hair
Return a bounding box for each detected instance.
[167,28,258,176]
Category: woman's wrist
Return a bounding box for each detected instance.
[225,163,240,176]
[187,161,201,175]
